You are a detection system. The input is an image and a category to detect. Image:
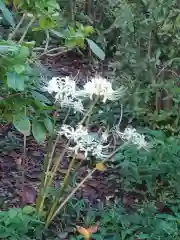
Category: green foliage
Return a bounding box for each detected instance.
[51,23,105,60]
[90,203,180,240]
[57,130,180,240]
[114,128,180,196]
[0,40,54,142]
[105,0,180,129]
[0,206,43,239]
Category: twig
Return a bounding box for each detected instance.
[39,47,69,57]
[8,12,27,40]
[19,16,36,43]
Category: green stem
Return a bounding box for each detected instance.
[44,30,50,52]
[79,95,99,125]
[45,154,76,227]
[36,109,71,215]
[36,142,66,214]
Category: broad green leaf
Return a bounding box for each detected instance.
[32,120,47,143]
[86,38,105,60]
[13,114,31,136]
[44,117,54,134]
[0,0,15,26]
[31,90,52,104]
[7,72,25,91]
[22,205,36,215]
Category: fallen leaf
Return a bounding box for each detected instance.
[76,222,99,240]
[76,152,85,160]
[15,157,22,166]
[21,185,36,204]
[76,226,90,240]
[95,162,106,171]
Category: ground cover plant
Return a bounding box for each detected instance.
[0,1,180,240]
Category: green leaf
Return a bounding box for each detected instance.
[50,29,65,38]
[7,72,25,91]
[8,208,18,218]
[0,0,15,26]
[15,46,29,62]
[39,17,55,30]
[31,91,52,104]
[13,114,31,136]
[44,117,54,134]
[22,205,36,215]
[0,43,19,53]
[14,64,25,74]
[86,38,105,60]
[137,233,150,239]
[32,120,47,143]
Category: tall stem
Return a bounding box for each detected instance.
[45,154,76,227]
[36,109,71,214]
[79,95,99,125]
[36,140,69,214]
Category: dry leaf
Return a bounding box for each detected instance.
[76,226,91,240]
[95,162,106,171]
[21,185,36,204]
[15,157,22,166]
[76,152,85,160]
[76,222,99,240]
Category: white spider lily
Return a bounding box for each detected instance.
[116,127,149,150]
[82,76,125,103]
[58,124,88,142]
[54,76,77,102]
[45,76,85,113]
[58,124,109,159]
[44,77,60,94]
[60,98,84,113]
[92,144,110,159]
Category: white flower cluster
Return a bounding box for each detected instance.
[83,76,125,103]
[58,124,109,159]
[44,75,125,112]
[44,76,84,113]
[116,127,149,150]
